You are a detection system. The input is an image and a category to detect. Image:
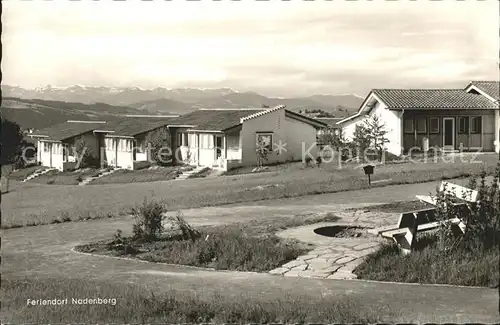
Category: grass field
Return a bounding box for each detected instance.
[3,154,498,228]
[1,277,383,324]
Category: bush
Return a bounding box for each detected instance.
[435,165,500,252]
[163,213,201,241]
[132,198,167,241]
[304,156,313,167]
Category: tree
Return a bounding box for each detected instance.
[146,127,171,166]
[363,114,390,161]
[255,137,269,168]
[1,119,26,192]
[318,127,345,150]
[74,139,96,168]
[351,124,371,161]
[1,119,25,167]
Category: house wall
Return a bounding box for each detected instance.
[136,127,170,162]
[341,100,403,156]
[240,109,286,165]
[284,115,318,161]
[62,131,99,166]
[402,110,496,152]
[495,109,500,153]
[226,131,242,160]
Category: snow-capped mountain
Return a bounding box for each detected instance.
[2,84,363,116]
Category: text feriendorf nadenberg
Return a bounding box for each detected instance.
[27,297,117,306]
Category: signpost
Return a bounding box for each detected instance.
[363,164,375,186]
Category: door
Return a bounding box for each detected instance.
[214,135,223,166]
[443,117,455,150]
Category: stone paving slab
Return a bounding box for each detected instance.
[270,218,390,280]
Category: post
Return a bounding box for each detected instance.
[368,173,371,186]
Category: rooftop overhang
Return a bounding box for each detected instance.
[464,84,499,103]
[284,110,327,129]
[336,91,381,125]
[38,138,62,143]
[104,134,135,139]
[93,130,115,134]
[186,129,224,133]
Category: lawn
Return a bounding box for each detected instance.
[75,211,339,272]
[27,168,99,185]
[7,165,46,181]
[1,277,382,324]
[90,166,189,185]
[3,154,498,228]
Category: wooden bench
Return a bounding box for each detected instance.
[380,207,466,254]
[416,181,478,206]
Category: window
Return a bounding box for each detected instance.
[177,133,189,146]
[135,139,145,153]
[43,142,50,153]
[403,118,414,134]
[256,133,273,152]
[458,117,469,134]
[415,117,427,134]
[471,116,482,134]
[429,117,439,134]
[199,134,213,149]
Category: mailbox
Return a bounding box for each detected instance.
[362,164,375,185]
[363,164,374,175]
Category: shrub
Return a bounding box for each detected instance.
[316,156,322,167]
[131,198,167,241]
[304,156,313,167]
[435,165,500,252]
[163,213,201,242]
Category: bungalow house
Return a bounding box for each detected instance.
[30,118,177,171]
[29,121,110,171]
[337,82,499,156]
[167,105,326,170]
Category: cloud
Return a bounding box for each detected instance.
[2,0,498,96]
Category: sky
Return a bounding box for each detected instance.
[2,0,499,98]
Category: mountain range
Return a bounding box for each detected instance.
[2,85,364,116]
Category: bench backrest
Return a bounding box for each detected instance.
[397,207,437,229]
[439,181,478,202]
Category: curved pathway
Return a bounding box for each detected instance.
[3,179,500,323]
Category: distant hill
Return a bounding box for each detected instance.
[127,98,194,114]
[1,97,145,130]
[2,85,364,117]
